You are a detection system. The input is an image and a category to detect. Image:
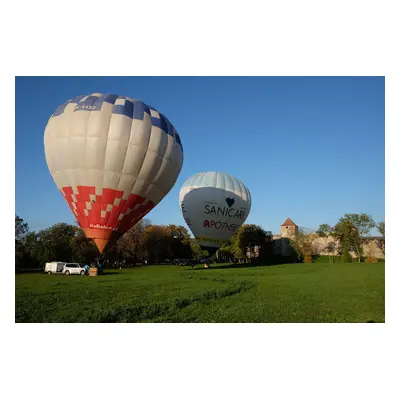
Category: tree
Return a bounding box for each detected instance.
[216,241,234,262]
[166,225,192,259]
[236,224,272,262]
[325,241,337,263]
[332,219,357,262]
[15,215,28,242]
[142,225,171,262]
[35,223,77,265]
[231,234,246,261]
[70,227,98,263]
[333,214,375,263]
[22,231,42,269]
[15,216,29,270]
[190,239,208,260]
[316,223,334,262]
[345,213,375,237]
[111,219,151,264]
[376,221,385,236]
[289,230,318,263]
[376,221,385,256]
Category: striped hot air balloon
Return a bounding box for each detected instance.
[44,93,183,253]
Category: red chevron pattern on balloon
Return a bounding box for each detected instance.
[61,186,155,234]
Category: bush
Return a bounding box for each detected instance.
[303,254,313,263]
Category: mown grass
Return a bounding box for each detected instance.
[15,262,385,323]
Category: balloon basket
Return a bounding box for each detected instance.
[89,267,98,277]
[204,264,209,269]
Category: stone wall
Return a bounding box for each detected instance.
[274,235,385,259]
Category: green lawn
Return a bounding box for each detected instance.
[15,262,385,323]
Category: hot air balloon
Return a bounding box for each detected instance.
[179,172,251,266]
[44,93,183,254]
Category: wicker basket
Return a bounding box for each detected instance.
[89,267,98,277]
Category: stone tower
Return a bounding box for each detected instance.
[280,217,298,238]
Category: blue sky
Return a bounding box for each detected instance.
[15,76,385,235]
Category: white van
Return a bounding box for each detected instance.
[45,262,66,274]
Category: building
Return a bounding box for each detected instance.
[268,218,299,258]
[275,217,385,260]
[280,217,299,238]
[244,217,384,261]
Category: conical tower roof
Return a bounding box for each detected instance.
[281,217,297,227]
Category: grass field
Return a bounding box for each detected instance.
[15,262,385,323]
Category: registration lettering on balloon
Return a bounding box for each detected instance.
[74,95,103,112]
[75,104,97,110]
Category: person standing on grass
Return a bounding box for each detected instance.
[98,260,104,274]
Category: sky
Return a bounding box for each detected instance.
[15,76,385,235]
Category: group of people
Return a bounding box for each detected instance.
[82,257,129,274]
[84,258,105,275]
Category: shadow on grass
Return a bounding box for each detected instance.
[188,263,252,271]
[91,280,257,322]
[99,271,121,276]
[189,262,291,271]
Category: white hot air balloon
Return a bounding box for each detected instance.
[179,172,251,262]
[44,93,183,253]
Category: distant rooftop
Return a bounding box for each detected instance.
[281,217,297,227]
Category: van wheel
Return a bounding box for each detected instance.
[65,270,70,275]
[48,271,52,274]
[80,270,85,276]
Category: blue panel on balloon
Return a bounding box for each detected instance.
[95,93,119,107]
[175,133,183,151]
[52,95,179,142]
[160,114,174,135]
[132,101,151,120]
[53,102,69,117]
[53,95,86,116]
[151,117,162,129]
[89,93,119,111]
[70,95,86,104]
[113,100,134,119]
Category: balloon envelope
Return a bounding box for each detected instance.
[44,93,183,253]
[179,172,251,255]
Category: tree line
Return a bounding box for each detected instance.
[15,215,276,270]
[15,216,202,270]
[15,212,385,270]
